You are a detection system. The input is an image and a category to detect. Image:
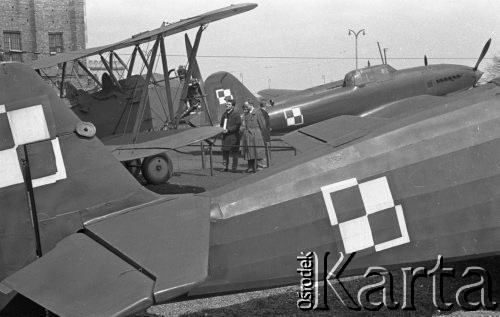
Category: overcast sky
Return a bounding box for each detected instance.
[85,0,500,93]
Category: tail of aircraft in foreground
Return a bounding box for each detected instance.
[0,62,210,316]
[2,62,500,316]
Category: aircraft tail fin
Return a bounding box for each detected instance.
[205,71,260,120]
[0,62,156,293]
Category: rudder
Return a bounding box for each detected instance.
[205,71,260,121]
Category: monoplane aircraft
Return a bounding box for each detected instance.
[205,39,490,134]
[31,3,257,184]
[2,55,500,315]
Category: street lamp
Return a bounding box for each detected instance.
[348,28,365,69]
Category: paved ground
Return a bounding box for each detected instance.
[132,142,500,317]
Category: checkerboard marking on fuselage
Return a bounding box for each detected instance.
[321,176,410,254]
[283,107,304,126]
[215,89,233,105]
[0,104,66,189]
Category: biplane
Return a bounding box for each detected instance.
[205,39,490,135]
[31,3,258,184]
[2,56,500,316]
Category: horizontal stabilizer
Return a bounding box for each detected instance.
[2,195,211,316]
[282,115,387,152]
[104,126,223,161]
[1,233,155,317]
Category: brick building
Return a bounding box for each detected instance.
[0,0,86,63]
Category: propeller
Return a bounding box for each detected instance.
[424,55,428,66]
[473,38,491,71]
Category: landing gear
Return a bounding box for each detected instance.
[123,159,141,178]
[141,152,173,184]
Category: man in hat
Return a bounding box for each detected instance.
[220,98,241,172]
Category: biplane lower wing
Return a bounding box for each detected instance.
[103,126,223,161]
[1,195,211,317]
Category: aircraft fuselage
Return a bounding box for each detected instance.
[267,64,481,134]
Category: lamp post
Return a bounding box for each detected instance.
[348,28,365,69]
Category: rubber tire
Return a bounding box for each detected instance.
[141,153,173,184]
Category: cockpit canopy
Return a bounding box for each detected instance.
[343,64,396,87]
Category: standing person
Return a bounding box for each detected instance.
[240,100,266,173]
[258,100,271,168]
[259,100,271,140]
[220,99,241,172]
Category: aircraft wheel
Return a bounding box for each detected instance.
[123,159,141,178]
[141,153,173,184]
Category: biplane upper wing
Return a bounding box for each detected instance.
[31,3,257,69]
[103,126,223,161]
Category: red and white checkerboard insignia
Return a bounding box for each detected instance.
[0,104,66,189]
[215,89,233,105]
[283,107,304,126]
[321,176,410,254]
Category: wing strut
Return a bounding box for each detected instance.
[77,60,102,88]
[99,54,122,90]
[59,62,66,98]
[159,37,175,123]
[132,35,161,143]
[185,33,214,127]
[137,46,159,85]
[127,46,139,79]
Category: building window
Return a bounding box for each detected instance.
[3,31,22,62]
[49,33,64,54]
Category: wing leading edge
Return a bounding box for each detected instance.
[31,3,257,70]
[104,126,223,161]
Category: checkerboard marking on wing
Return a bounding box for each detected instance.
[0,104,66,189]
[215,89,233,105]
[283,107,304,126]
[321,176,410,254]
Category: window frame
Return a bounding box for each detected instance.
[3,31,23,62]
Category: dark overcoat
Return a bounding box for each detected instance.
[220,110,241,153]
[240,108,266,160]
[260,108,271,142]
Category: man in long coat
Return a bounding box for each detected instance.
[220,99,241,172]
[240,100,266,173]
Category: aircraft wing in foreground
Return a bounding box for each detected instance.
[2,62,500,316]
